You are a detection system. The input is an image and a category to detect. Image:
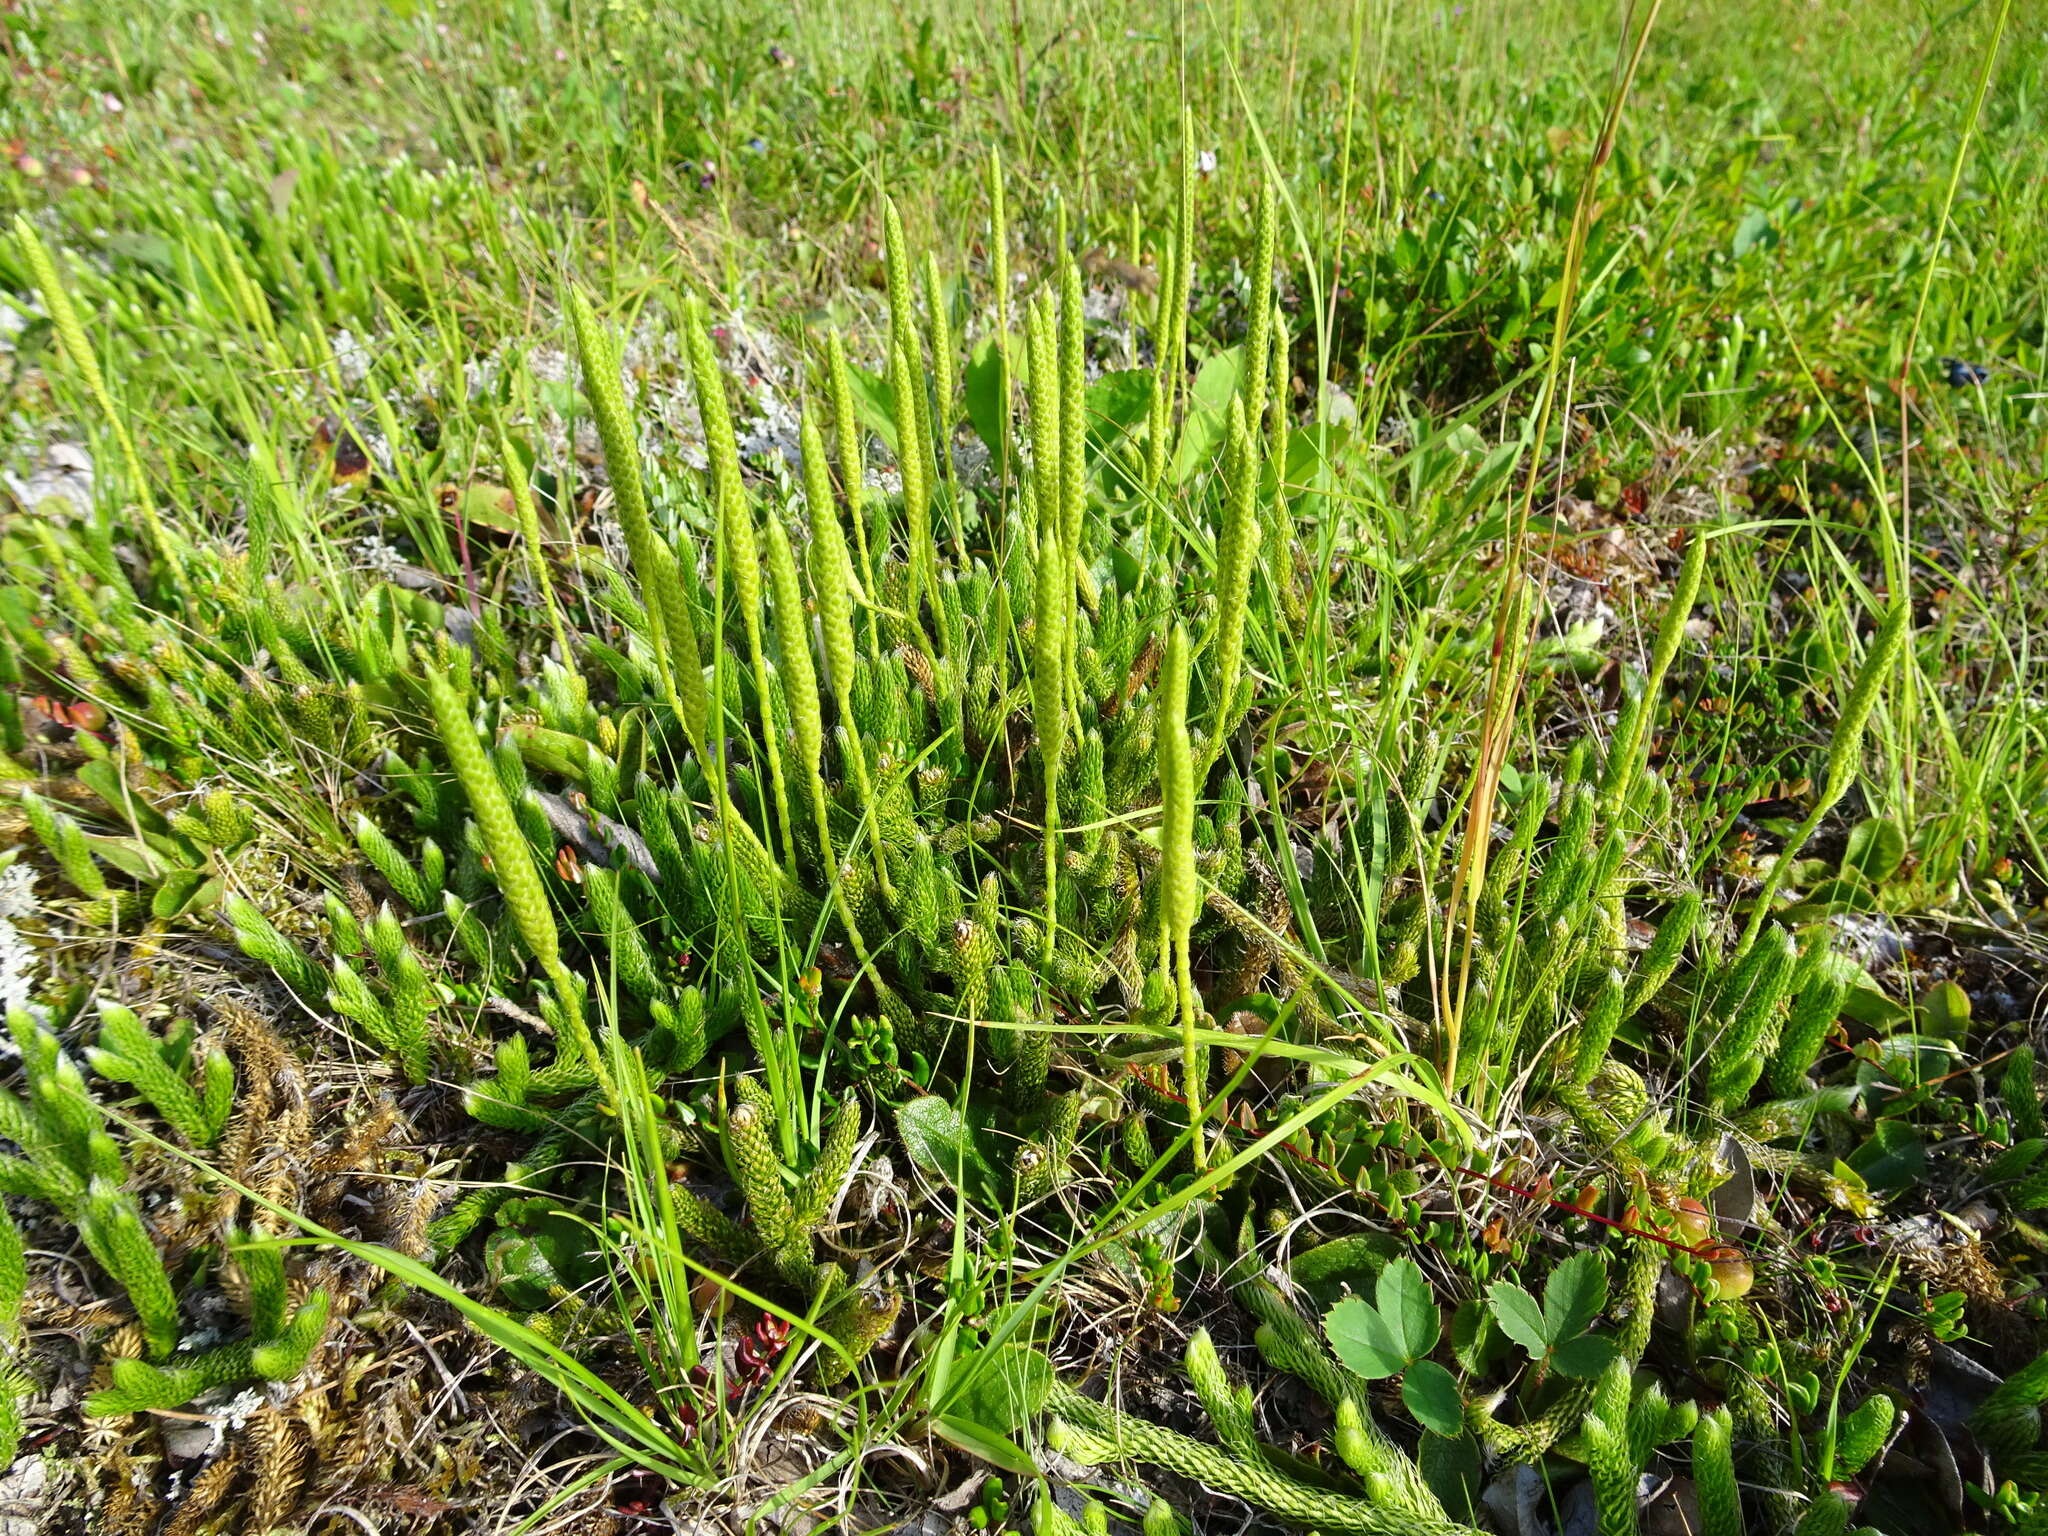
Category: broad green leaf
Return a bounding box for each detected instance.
[1170,347,1245,483]
[442,481,520,535]
[1278,423,1354,487]
[150,867,218,919]
[841,361,899,454]
[932,1412,1040,1477]
[1541,1250,1608,1345]
[1825,1159,1879,1218]
[944,1343,1052,1434]
[963,337,1011,463]
[1085,369,1157,440]
[1456,438,1526,515]
[1324,1296,1407,1380]
[1786,1369,1821,1416]
[1839,974,1907,1029]
[1732,209,1778,257]
[1843,817,1906,883]
[896,1096,998,1199]
[1418,1428,1485,1523]
[1485,1281,1550,1360]
[1402,1360,1465,1437]
[76,759,173,835]
[1549,1333,1618,1380]
[84,833,169,882]
[1845,1116,1928,1190]
[484,1215,594,1312]
[1376,1258,1440,1363]
[1920,979,1971,1043]
[1788,872,1876,916]
[1450,1297,1500,1375]
[1863,1034,1960,1082]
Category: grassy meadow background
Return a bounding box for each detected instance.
[1,0,2046,1533]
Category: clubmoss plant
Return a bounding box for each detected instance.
[1157,622,1203,1165]
[420,664,605,1096]
[85,1004,233,1148]
[13,216,183,589]
[1734,596,1910,956]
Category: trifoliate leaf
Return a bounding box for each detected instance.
[1402,1359,1465,1437]
[1376,1257,1440,1363]
[1550,1332,1618,1380]
[1485,1281,1550,1360]
[1324,1296,1407,1380]
[1542,1249,1608,1345]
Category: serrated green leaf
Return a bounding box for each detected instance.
[1542,1250,1608,1345]
[1549,1332,1617,1380]
[1402,1359,1465,1437]
[1485,1281,1549,1360]
[1324,1296,1407,1379]
[1376,1257,1439,1363]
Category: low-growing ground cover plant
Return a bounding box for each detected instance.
[0,0,2045,1532]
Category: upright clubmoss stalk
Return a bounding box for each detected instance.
[803,409,859,712]
[1057,255,1088,714]
[825,330,877,599]
[908,336,940,597]
[882,199,937,624]
[1268,311,1291,450]
[766,511,872,966]
[1600,528,1706,820]
[1167,113,1197,434]
[882,197,917,373]
[802,406,892,899]
[1264,316,1301,625]
[1581,1411,1639,1536]
[1026,298,1062,550]
[987,149,1013,497]
[765,517,824,799]
[86,1005,233,1149]
[1146,113,1196,490]
[888,332,934,628]
[1159,622,1204,1167]
[1768,938,1852,1096]
[1734,596,1910,957]
[1206,397,1260,775]
[1057,254,1086,571]
[497,426,580,704]
[567,285,707,755]
[686,296,799,874]
[1243,182,1278,436]
[14,216,183,589]
[420,665,605,1098]
[924,251,959,511]
[1692,1406,1742,1536]
[1032,530,1069,970]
